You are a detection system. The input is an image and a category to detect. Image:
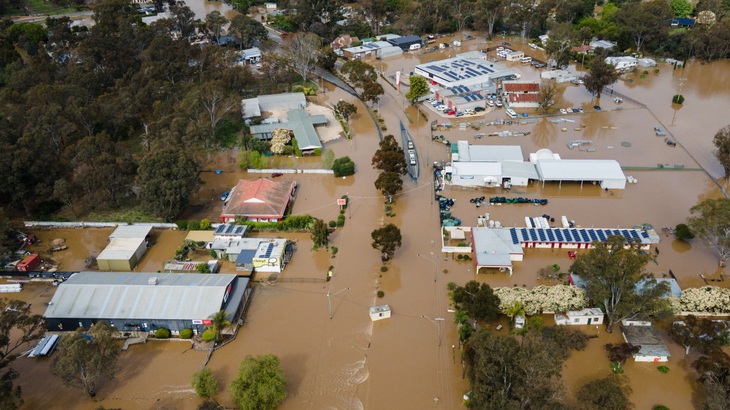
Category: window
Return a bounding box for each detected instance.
[573,318,580,323]
[594,318,599,321]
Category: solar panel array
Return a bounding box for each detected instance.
[509,228,651,245]
[422,58,496,83]
[262,243,275,258]
[214,224,246,236]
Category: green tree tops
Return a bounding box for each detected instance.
[191,367,219,398]
[688,198,730,266]
[0,299,46,409]
[207,310,231,344]
[334,100,357,122]
[670,0,694,17]
[230,354,287,410]
[452,281,501,327]
[584,50,620,99]
[569,236,671,332]
[331,156,355,177]
[576,376,632,410]
[51,321,120,397]
[372,134,407,175]
[371,223,402,261]
[713,125,730,177]
[405,75,429,104]
[311,219,329,247]
[137,148,200,221]
[669,315,730,355]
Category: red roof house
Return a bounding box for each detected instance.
[502,81,541,108]
[221,179,297,223]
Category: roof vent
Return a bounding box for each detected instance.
[148,277,158,285]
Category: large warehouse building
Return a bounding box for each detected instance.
[44,272,252,335]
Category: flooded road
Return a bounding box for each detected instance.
[10,34,730,410]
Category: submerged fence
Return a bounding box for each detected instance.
[24,221,178,229]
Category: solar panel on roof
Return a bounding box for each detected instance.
[597,231,606,241]
[511,229,519,244]
[612,230,620,236]
[579,230,589,242]
[263,243,274,258]
[521,228,528,240]
[215,225,225,234]
[571,229,579,241]
[530,229,538,241]
[641,231,649,238]
[547,230,555,241]
[539,230,546,241]
[429,65,445,72]
[225,225,234,234]
[621,230,630,238]
[589,231,596,240]
[555,230,564,241]
[630,231,639,239]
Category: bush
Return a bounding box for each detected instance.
[188,220,200,230]
[328,220,336,228]
[154,328,171,339]
[672,94,685,104]
[675,223,694,240]
[191,367,218,398]
[179,328,194,339]
[657,366,670,374]
[377,290,385,298]
[336,214,345,227]
[380,266,388,272]
[200,219,211,230]
[313,148,322,156]
[653,406,670,410]
[282,146,294,155]
[332,156,356,177]
[210,249,217,258]
[176,220,188,229]
[331,246,338,256]
[201,328,216,342]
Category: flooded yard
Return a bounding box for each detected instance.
[7,31,730,410]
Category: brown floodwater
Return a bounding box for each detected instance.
[9,35,730,410]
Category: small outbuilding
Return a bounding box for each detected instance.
[388,35,424,51]
[555,308,604,326]
[97,225,151,271]
[369,305,392,321]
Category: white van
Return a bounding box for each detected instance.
[506,108,518,118]
[409,152,416,165]
[409,43,422,51]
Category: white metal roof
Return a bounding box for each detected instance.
[501,161,539,179]
[456,141,523,162]
[452,161,502,177]
[44,272,239,320]
[535,159,625,181]
[472,228,523,268]
[109,225,152,239]
[97,237,144,261]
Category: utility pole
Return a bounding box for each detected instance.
[422,315,445,346]
[327,287,350,319]
[417,253,438,282]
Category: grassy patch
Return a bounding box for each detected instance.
[85,207,164,223]
[5,0,82,17]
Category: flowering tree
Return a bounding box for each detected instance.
[494,285,588,315]
[270,128,291,155]
[677,286,730,314]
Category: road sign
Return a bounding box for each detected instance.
[337,199,347,206]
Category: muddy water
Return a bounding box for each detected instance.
[24,228,113,271]
[10,36,730,409]
[184,0,236,20]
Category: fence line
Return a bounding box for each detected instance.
[605,87,647,108]
[247,169,334,174]
[24,221,178,229]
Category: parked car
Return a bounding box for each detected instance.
[447,110,456,115]
[654,126,667,136]
[271,172,283,178]
[474,106,486,112]
[487,100,495,107]
[220,191,230,201]
[455,111,464,117]
[614,97,623,103]
[496,46,504,51]
[502,41,511,46]
[521,112,529,118]
[506,108,518,118]
[495,100,503,107]
[487,94,497,100]
[437,105,447,111]
[427,97,435,102]
[594,105,601,111]
[560,108,568,115]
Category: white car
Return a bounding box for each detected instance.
[496,46,504,51]
[560,108,568,115]
[506,108,518,118]
[437,105,446,111]
[486,100,495,107]
[427,97,435,102]
[495,100,503,107]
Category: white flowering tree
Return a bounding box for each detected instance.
[270,128,291,155]
[494,285,588,316]
[678,286,730,314]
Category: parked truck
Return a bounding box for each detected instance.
[16,254,40,272]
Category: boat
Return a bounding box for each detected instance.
[400,121,419,180]
[49,245,67,252]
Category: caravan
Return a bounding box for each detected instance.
[521,56,532,64]
[506,108,518,118]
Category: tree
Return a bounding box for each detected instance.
[475,0,504,39]
[604,343,641,370]
[576,376,632,410]
[374,172,404,202]
[615,0,672,53]
[205,11,229,44]
[224,0,251,12]
[331,156,355,177]
[465,330,573,409]
[334,100,357,122]
[191,367,219,398]
[0,299,46,409]
[671,0,695,18]
[322,149,335,169]
[583,50,620,99]
[51,321,120,397]
[207,310,231,344]
[169,3,196,37]
[688,198,730,266]
[137,148,200,221]
[713,125,730,177]
[372,134,407,175]
[340,60,378,89]
[230,354,287,410]
[361,81,384,106]
[669,315,730,355]
[371,223,402,261]
[694,350,730,410]
[675,223,695,241]
[318,46,338,71]
[270,128,292,155]
[537,81,559,114]
[228,15,267,49]
[284,32,321,82]
[311,219,329,247]
[540,326,589,359]
[405,75,429,104]
[544,22,581,69]
[569,236,671,332]
[452,281,501,327]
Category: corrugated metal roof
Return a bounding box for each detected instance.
[109,225,152,239]
[44,272,239,320]
[97,237,144,261]
[535,159,625,181]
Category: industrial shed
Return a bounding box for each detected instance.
[535,159,627,189]
[97,225,151,271]
[388,35,423,51]
[44,272,251,335]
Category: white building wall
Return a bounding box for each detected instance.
[601,178,627,190]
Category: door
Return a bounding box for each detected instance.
[587,318,592,325]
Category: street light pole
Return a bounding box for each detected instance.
[421,315,445,346]
[327,287,350,319]
[417,253,438,282]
